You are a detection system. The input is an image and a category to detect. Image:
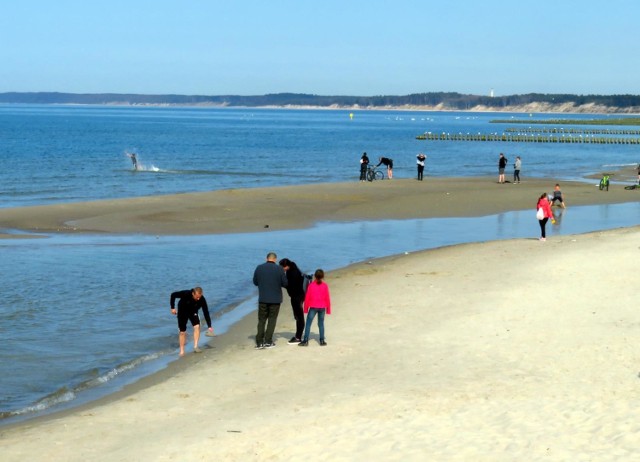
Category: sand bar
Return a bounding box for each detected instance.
[1,225,639,460]
[0,177,638,237]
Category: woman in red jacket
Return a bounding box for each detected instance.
[299,269,331,347]
[536,193,554,241]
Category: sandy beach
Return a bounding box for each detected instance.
[0,176,638,237]
[1,178,639,460]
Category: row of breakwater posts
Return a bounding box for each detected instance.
[415,132,640,144]
[503,127,640,135]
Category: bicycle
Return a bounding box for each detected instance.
[624,183,639,190]
[599,173,611,191]
[366,165,384,181]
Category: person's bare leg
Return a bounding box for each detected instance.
[179,331,186,356]
[193,325,201,352]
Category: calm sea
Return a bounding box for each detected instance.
[1,105,638,424]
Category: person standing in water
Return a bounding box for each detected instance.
[170,287,213,356]
[127,152,138,170]
[550,184,566,208]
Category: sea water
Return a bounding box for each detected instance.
[0,105,639,423]
[1,105,639,208]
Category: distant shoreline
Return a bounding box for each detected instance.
[3,91,640,114]
[4,102,640,115]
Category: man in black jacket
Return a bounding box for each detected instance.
[359,152,369,181]
[170,287,213,356]
[498,153,508,183]
[253,252,288,349]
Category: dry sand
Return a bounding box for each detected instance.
[1,178,639,460]
[0,177,638,237]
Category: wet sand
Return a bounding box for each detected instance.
[0,177,638,237]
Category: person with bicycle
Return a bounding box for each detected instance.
[359,152,369,182]
[377,156,394,179]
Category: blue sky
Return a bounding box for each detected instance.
[1,0,638,96]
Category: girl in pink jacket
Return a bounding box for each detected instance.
[536,193,554,241]
[299,269,331,347]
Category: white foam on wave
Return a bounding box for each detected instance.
[82,352,164,388]
[135,164,161,172]
[603,162,638,167]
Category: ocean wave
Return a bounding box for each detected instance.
[602,162,638,167]
[0,388,76,420]
[78,352,164,390]
[0,351,168,421]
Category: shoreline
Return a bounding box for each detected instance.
[1,176,638,238]
[2,175,640,459]
[3,199,639,429]
[4,100,640,115]
[2,224,639,460]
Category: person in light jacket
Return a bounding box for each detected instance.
[298,269,331,347]
[513,156,521,183]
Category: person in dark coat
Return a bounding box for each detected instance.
[253,252,288,349]
[359,152,370,181]
[279,258,306,344]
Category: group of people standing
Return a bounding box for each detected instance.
[169,252,332,355]
[499,152,562,241]
[359,152,394,181]
[500,150,567,241]
[253,252,331,348]
[359,152,427,181]
[498,153,522,184]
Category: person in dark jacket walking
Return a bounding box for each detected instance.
[279,258,306,344]
[253,252,288,349]
[170,287,213,356]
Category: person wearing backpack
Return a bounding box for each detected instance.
[279,258,306,344]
